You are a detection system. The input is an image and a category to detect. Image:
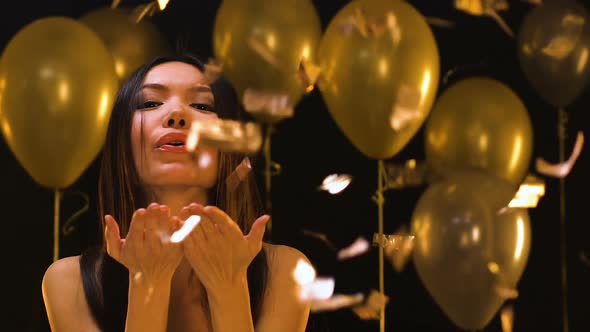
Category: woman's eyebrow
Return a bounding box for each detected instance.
[188,85,212,93]
[141,83,168,91]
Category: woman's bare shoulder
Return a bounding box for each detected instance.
[42,255,100,332]
[263,243,310,274]
[256,244,311,331]
[42,255,82,290]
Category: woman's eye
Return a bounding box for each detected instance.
[138,101,162,109]
[191,103,215,114]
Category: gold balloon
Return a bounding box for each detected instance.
[318,0,439,160]
[517,0,590,108]
[424,77,533,186]
[411,170,531,330]
[213,0,322,122]
[80,6,171,83]
[0,17,118,189]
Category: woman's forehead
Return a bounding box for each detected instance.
[143,61,208,88]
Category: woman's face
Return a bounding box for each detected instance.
[131,61,219,189]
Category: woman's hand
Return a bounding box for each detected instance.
[104,203,184,283]
[179,203,269,292]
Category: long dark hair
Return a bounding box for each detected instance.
[79,53,268,332]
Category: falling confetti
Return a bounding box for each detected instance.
[454,0,514,37]
[203,58,223,85]
[131,2,158,23]
[536,131,584,178]
[302,229,337,251]
[248,35,281,69]
[337,237,370,260]
[390,85,423,131]
[310,293,365,312]
[373,226,415,272]
[541,14,585,60]
[508,174,546,208]
[293,258,317,285]
[156,0,170,10]
[296,58,322,93]
[226,157,253,192]
[299,277,336,301]
[425,16,456,28]
[242,89,294,122]
[319,173,352,194]
[337,7,401,45]
[351,289,389,320]
[187,119,263,154]
[384,159,429,189]
[170,215,201,243]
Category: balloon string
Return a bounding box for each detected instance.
[375,160,386,332]
[263,123,274,238]
[558,108,569,332]
[53,189,61,263]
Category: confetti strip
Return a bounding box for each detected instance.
[296,58,322,93]
[310,293,365,312]
[454,0,514,37]
[248,35,281,69]
[302,229,337,251]
[319,173,352,194]
[352,289,390,320]
[203,58,223,85]
[187,119,263,154]
[226,157,253,192]
[536,131,584,178]
[170,215,201,243]
[337,237,370,260]
[242,89,294,122]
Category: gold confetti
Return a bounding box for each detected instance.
[319,173,352,194]
[293,258,317,285]
[352,289,389,320]
[296,58,322,93]
[131,2,158,23]
[509,174,546,208]
[310,293,365,312]
[337,7,401,44]
[390,85,423,131]
[302,230,337,251]
[454,0,514,37]
[536,131,584,178]
[542,14,586,59]
[157,0,170,10]
[248,35,281,69]
[111,0,122,9]
[170,215,201,243]
[299,277,335,301]
[380,226,415,272]
[384,159,429,189]
[425,16,456,28]
[225,157,253,192]
[337,237,370,260]
[203,58,223,85]
[242,89,294,122]
[188,118,263,154]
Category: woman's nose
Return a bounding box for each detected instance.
[164,111,188,129]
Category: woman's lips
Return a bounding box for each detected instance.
[157,144,188,153]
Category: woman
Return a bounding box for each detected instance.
[41,53,311,332]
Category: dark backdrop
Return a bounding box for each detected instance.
[1,0,589,331]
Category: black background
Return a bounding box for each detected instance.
[1,0,590,331]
